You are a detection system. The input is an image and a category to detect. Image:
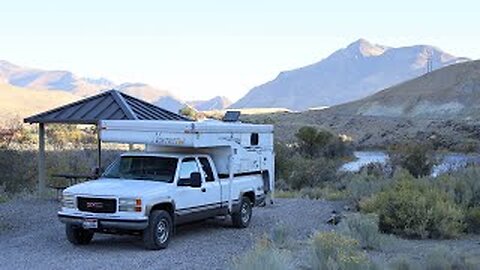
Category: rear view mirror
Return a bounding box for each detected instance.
[190,172,202,188]
[177,172,202,188]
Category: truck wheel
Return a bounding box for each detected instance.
[143,210,173,250]
[66,224,94,245]
[232,196,252,228]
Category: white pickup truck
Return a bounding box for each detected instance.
[58,119,274,249]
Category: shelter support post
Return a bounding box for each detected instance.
[38,123,46,197]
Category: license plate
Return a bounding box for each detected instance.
[82,218,98,229]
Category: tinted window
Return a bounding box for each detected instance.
[199,157,214,182]
[179,158,199,180]
[102,156,178,182]
[250,133,259,146]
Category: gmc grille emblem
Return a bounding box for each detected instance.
[86,202,103,208]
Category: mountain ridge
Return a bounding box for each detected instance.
[231,39,469,111]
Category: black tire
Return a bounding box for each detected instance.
[232,196,252,228]
[66,224,94,245]
[143,210,173,250]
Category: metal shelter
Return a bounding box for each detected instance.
[24,89,190,196]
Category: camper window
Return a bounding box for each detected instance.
[250,133,259,146]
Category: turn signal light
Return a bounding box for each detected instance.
[135,199,142,212]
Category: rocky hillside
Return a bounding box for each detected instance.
[330,60,480,120]
[231,39,468,111]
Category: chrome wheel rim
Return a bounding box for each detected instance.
[241,202,250,224]
[156,219,169,244]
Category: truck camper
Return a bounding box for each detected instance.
[58,118,275,249]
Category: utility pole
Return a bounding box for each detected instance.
[426,50,433,73]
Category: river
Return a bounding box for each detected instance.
[340,151,480,176]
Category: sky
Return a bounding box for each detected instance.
[0,0,479,102]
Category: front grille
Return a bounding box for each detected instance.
[77,197,116,213]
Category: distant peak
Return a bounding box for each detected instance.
[345,39,387,57]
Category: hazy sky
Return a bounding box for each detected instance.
[0,0,478,101]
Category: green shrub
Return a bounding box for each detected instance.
[341,172,391,209]
[425,246,478,270]
[310,231,376,270]
[284,155,338,190]
[361,171,464,239]
[465,207,480,234]
[294,126,353,159]
[295,126,333,158]
[436,166,480,208]
[0,184,7,203]
[338,213,388,251]
[233,242,291,270]
[389,144,434,178]
[270,224,290,248]
[389,256,420,270]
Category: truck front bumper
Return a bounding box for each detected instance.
[58,213,149,231]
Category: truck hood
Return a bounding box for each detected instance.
[64,178,171,198]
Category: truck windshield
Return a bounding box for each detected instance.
[102,156,178,183]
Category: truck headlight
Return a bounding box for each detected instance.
[119,198,142,212]
[62,193,75,208]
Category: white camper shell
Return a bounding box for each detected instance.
[99,119,275,211]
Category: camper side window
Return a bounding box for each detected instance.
[179,158,199,180]
[250,133,259,146]
[199,157,214,182]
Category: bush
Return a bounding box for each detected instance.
[310,231,377,270]
[361,171,464,239]
[270,224,290,248]
[435,166,480,208]
[295,126,353,159]
[341,172,392,209]
[233,241,291,270]
[295,126,333,158]
[425,246,478,270]
[389,144,434,178]
[465,207,480,234]
[0,184,7,203]
[338,213,388,251]
[389,257,420,270]
[283,155,338,190]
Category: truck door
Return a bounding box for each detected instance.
[175,157,223,223]
[198,157,225,215]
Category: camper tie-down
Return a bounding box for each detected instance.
[57,119,275,249]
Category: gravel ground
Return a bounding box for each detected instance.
[0,198,340,270]
[2,198,480,269]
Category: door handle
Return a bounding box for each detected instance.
[201,187,206,192]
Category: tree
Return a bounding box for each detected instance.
[295,126,333,158]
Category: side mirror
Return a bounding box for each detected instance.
[190,172,202,188]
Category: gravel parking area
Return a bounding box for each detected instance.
[0,198,340,270]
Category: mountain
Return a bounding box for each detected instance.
[0,60,186,113]
[328,60,480,120]
[0,83,78,121]
[188,96,232,111]
[231,39,469,111]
